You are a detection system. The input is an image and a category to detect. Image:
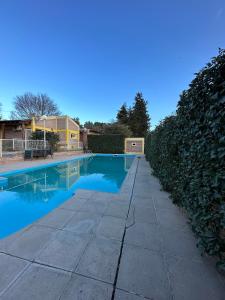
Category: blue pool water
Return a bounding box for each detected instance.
[0,154,134,239]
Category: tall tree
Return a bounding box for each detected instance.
[11,92,61,119]
[104,122,132,137]
[117,103,129,124]
[0,102,2,120]
[83,121,106,133]
[129,92,150,137]
[83,121,94,129]
[73,117,80,126]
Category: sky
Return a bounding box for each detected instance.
[0,0,224,128]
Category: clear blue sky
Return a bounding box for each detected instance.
[0,0,224,127]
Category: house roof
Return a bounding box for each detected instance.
[0,116,80,129]
[0,119,31,125]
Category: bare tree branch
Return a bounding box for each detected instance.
[10,93,61,119]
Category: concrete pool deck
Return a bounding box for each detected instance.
[0,156,224,299]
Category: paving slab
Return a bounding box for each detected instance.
[1,264,71,300]
[0,254,30,295]
[156,207,190,231]
[120,180,134,191]
[131,195,154,208]
[76,237,121,283]
[5,225,57,261]
[96,215,126,241]
[0,227,27,252]
[133,176,154,185]
[160,227,202,260]
[60,273,113,299]
[132,189,152,199]
[104,201,129,219]
[36,230,91,271]
[153,193,176,211]
[37,208,75,229]
[63,211,101,235]
[124,222,162,251]
[136,176,161,186]
[116,192,132,203]
[59,196,88,211]
[166,255,225,300]
[129,204,157,224]
[90,191,118,202]
[133,183,153,192]
[79,199,109,215]
[150,189,171,202]
[134,173,152,180]
[137,173,152,178]
[117,244,171,300]
[114,289,147,299]
[74,189,95,199]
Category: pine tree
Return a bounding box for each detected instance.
[117,103,129,124]
[129,92,150,137]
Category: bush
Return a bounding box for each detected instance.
[31,131,60,151]
[145,115,180,192]
[87,134,124,153]
[146,49,225,269]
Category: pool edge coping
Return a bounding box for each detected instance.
[0,153,136,177]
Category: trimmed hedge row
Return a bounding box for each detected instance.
[146,49,225,269]
[87,134,124,153]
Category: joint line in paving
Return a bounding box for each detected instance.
[116,287,152,300]
[111,157,140,300]
[0,257,32,298]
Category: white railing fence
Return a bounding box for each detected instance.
[0,139,48,158]
[0,139,84,158]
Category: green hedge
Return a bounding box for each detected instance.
[146,49,225,269]
[87,134,124,153]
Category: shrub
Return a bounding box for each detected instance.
[87,134,124,153]
[31,131,60,151]
[145,115,180,192]
[146,49,225,269]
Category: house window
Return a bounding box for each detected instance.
[71,133,77,139]
[132,142,136,146]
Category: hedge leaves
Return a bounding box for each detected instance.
[88,134,124,153]
[146,49,225,269]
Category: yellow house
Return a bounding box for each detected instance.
[31,115,80,150]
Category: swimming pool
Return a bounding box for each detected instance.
[0,154,135,239]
